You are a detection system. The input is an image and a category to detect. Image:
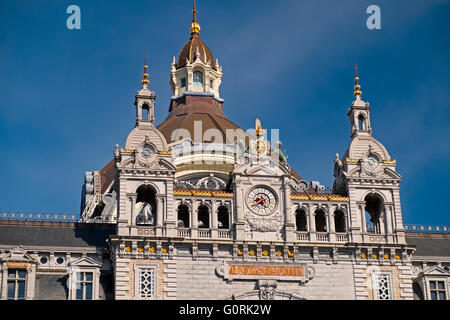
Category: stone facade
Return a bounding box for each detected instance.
[0,4,449,301]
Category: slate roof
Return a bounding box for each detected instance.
[406,233,450,257]
[0,221,116,248]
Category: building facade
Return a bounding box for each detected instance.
[0,5,449,301]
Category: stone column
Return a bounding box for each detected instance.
[360,204,367,233]
[283,177,295,241]
[328,204,336,242]
[309,205,316,242]
[234,181,245,240]
[191,201,199,238]
[129,195,137,226]
[1,264,7,300]
[211,201,219,238]
[156,196,164,236]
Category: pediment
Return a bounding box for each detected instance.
[0,247,36,263]
[421,266,450,277]
[69,256,102,268]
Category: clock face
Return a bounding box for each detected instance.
[246,187,277,215]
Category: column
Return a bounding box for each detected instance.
[234,182,245,240]
[360,204,367,233]
[328,204,335,242]
[156,197,164,236]
[211,201,219,238]
[130,195,137,226]
[309,205,316,242]
[283,178,295,241]
[191,201,199,238]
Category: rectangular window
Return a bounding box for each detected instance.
[181,78,187,87]
[372,273,392,300]
[7,269,27,300]
[138,268,155,299]
[430,281,446,300]
[75,272,93,300]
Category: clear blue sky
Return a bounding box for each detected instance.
[0,0,449,225]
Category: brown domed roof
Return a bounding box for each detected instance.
[177,34,216,70]
[157,95,246,144]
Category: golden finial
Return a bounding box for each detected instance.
[190,0,201,35]
[141,55,150,86]
[353,64,362,97]
[255,118,265,136]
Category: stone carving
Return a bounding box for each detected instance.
[244,211,282,233]
[215,261,225,277]
[136,203,154,225]
[258,280,277,300]
[175,175,227,190]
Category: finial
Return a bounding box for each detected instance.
[141,55,150,87]
[353,64,362,97]
[255,118,265,137]
[190,0,201,35]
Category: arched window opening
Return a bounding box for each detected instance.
[364,193,384,234]
[198,205,210,229]
[217,206,230,229]
[315,209,327,232]
[142,104,149,120]
[135,185,156,225]
[193,71,203,88]
[358,114,365,130]
[334,210,346,233]
[177,204,190,228]
[295,209,307,231]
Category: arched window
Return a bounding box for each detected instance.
[365,193,384,234]
[142,104,149,120]
[135,185,156,225]
[193,71,203,88]
[358,114,365,130]
[295,209,307,231]
[334,210,346,233]
[217,206,230,229]
[315,209,327,232]
[198,205,210,229]
[177,204,190,228]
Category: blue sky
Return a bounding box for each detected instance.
[0,0,449,225]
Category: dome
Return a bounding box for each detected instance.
[177,33,216,70]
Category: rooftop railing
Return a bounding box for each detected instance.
[0,212,80,223]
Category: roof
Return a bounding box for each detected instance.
[177,34,216,70]
[406,233,450,257]
[0,221,116,248]
[158,94,248,144]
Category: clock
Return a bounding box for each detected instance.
[246,187,277,215]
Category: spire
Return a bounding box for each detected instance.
[190,0,201,35]
[141,55,150,87]
[353,64,362,97]
[255,118,265,137]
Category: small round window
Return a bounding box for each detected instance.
[56,257,64,265]
[40,257,48,264]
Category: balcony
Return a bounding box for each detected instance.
[296,232,309,241]
[177,228,191,238]
[218,229,232,239]
[335,233,348,242]
[316,232,329,242]
[198,229,211,238]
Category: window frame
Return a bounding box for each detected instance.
[371,271,394,300]
[193,70,204,88]
[427,278,448,300]
[134,264,158,300]
[75,271,94,300]
[6,268,27,300]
